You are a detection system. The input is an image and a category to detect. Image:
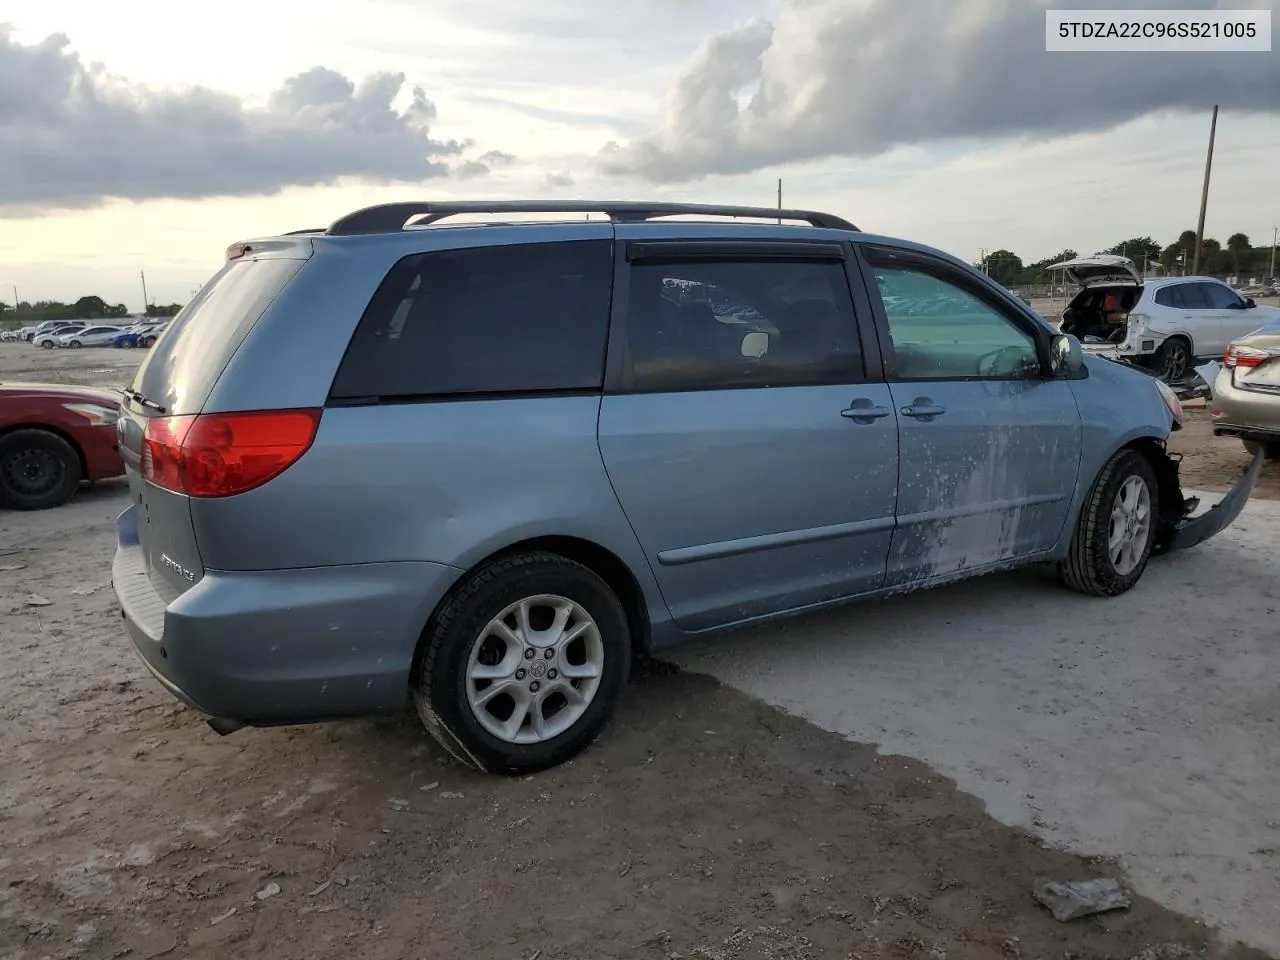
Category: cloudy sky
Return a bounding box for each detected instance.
[1,0,1278,309]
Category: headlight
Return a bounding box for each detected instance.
[1153,378,1182,430]
[63,402,120,427]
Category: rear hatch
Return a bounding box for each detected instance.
[118,252,306,601]
[1048,254,1143,288]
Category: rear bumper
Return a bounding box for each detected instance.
[111,505,462,724]
[1210,374,1280,441]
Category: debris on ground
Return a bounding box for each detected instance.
[439,791,465,799]
[209,907,237,926]
[419,781,440,792]
[254,882,281,902]
[1033,878,1131,921]
[24,594,53,606]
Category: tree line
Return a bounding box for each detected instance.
[0,295,184,324]
[982,231,1276,288]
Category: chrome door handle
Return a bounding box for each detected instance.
[901,399,946,421]
[841,400,893,423]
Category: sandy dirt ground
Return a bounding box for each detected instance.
[0,342,1275,960]
[677,495,1280,954]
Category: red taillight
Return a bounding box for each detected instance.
[1223,344,1266,368]
[142,409,321,497]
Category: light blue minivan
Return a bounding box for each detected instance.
[111,201,1260,773]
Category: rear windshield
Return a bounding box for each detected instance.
[131,257,304,415]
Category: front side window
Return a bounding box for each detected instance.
[867,257,1040,380]
[623,258,863,392]
[331,240,614,400]
[1200,281,1243,310]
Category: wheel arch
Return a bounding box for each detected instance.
[410,534,656,686]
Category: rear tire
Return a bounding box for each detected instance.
[1152,337,1192,382]
[412,551,631,774]
[1243,440,1280,461]
[1059,449,1158,597]
[0,429,83,511]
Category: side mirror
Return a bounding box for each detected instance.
[1049,333,1085,378]
[740,331,770,358]
[1245,297,1257,309]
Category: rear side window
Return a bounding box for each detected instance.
[622,258,863,392]
[132,257,304,416]
[1153,286,1180,308]
[330,240,613,400]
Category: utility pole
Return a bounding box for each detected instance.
[140,269,150,315]
[1270,226,1277,282]
[7,283,15,311]
[776,178,782,224]
[1191,104,1218,276]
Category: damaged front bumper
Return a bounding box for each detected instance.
[1154,447,1264,553]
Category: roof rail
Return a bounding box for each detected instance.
[324,201,858,236]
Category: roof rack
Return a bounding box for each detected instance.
[324,201,858,236]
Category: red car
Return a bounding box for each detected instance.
[0,382,125,510]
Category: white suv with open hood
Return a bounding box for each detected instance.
[1054,254,1280,382]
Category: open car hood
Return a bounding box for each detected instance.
[1049,254,1142,288]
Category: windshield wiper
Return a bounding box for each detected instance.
[122,388,167,414]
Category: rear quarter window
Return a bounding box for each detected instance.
[330,239,614,400]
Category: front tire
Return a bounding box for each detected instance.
[68,340,82,348]
[412,551,631,774]
[40,340,53,349]
[1243,440,1280,461]
[0,429,83,510]
[1059,449,1158,597]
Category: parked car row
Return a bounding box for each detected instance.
[17,318,170,349]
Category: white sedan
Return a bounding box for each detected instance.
[54,325,128,348]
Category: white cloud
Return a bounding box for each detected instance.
[0,25,491,211]
[604,0,1280,181]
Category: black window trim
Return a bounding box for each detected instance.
[852,242,1056,384]
[603,241,879,396]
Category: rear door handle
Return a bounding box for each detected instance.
[841,399,893,423]
[901,399,946,421]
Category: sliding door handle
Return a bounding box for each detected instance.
[901,399,946,421]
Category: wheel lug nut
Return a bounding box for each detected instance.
[524,648,535,659]
[544,649,554,659]
[529,681,541,693]
[548,669,558,680]
[516,669,526,680]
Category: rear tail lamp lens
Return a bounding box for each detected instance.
[142,409,321,497]
[1224,344,1267,368]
